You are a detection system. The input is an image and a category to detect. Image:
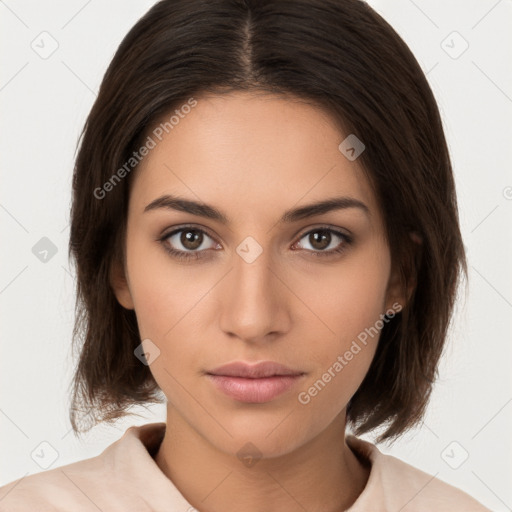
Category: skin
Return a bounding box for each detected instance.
[111,91,407,512]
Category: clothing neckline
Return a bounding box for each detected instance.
[131,421,377,464]
[123,421,380,510]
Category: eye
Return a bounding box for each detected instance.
[159,226,218,261]
[159,225,352,262]
[292,227,352,258]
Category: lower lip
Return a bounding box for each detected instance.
[206,374,304,403]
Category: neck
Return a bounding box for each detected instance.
[154,408,370,512]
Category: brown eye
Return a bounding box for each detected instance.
[161,227,217,259]
[294,227,352,258]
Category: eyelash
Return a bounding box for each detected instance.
[158,224,353,262]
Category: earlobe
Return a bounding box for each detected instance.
[384,263,407,313]
[109,259,135,310]
[385,231,423,312]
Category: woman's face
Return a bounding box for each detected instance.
[112,91,404,457]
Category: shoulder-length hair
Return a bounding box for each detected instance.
[68,0,467,442]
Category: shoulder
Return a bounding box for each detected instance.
[0,423,167,512]
[0,452,113,511]
[346,435,492,512]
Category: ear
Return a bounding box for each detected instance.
[384,230,422,312]
[384,261,407,312]
[109,257,135,310]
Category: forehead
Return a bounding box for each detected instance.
[129,92,379,226]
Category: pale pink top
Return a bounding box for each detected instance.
[0,422,491,511]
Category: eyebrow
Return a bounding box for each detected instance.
[143,194,370,224]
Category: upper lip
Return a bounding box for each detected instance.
[207,361,304,378]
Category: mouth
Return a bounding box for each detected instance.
[205,361,306,403]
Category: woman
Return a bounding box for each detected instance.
[0,0,492,510]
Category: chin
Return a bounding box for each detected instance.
[204,410,317,461]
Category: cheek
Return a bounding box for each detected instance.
[125,232,207,339]
[296,285,383,427]
[125,239,216,396]
[296,245,390,402]
[305,246,390,349]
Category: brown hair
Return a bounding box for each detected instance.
[67,0,467,442]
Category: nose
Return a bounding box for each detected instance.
[218,245,291,344]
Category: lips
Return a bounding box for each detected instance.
[208,361,304,378]
[206,361,305,403]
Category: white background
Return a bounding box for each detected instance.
[0,1,511,510]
